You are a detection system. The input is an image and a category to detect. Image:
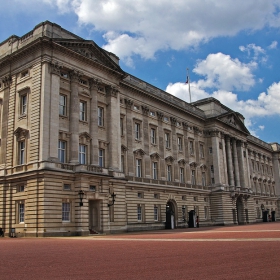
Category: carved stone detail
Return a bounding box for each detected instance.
[134,149,145,157]
[165,156,174,164]
[1,75,12,87]
[105,85,119,98]
[141,105,149,115]
[14,127,29,140]
[150,152,160,160]
[170,117,177,126]
[69,69,83,83]
[50,62,63,76]
[157,111,164,121]
[124,99,133,109]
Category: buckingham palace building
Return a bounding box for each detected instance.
[0,21,279,237]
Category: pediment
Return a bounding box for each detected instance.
[55,39,123,73]
[217,112,250,134]
[150,152,160,160]
[134,149,145,157]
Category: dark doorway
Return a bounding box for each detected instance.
[166,200,176,229]
[236,196,244,224]
[188,210,196,228]
[271,211,276,222]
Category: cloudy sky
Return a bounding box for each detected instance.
[1,0,280,143]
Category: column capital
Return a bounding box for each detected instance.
[50,61,63,76]
[69,69,83,83]
[124,98,133,109]
[105,85,119,98]
[1,75,12,88]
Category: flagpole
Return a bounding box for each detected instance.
[187,68,191,103]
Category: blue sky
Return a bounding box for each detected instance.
[1,0,280,143]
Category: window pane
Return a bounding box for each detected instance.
[62,202,70,221]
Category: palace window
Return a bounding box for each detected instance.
[167,165,172,181]
[58,140,66,163]
[79,144,87,165]
[202,172,206,187]
[59,94,67,116]
[79,101,87,121]
[135,123,141,140]
[179,167,184,183]
[178,137,183,151]
[151,128,156,144]
[189,140,194,155]
[152,162,158,180]
[136,159,142,177]
[19,203,25,223]
[165,132,170,148]
[20,94,27,115]
[154,205,159,221]
[98,107,104,126]
[62,202,71,222]
[18,140,25,165]
[137,205,142,221]
[199,144,204,158]
[191,170,196,185]
[98,149,105,167]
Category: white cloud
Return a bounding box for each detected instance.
[239,43,266,62]
[259,125,265,130]
[193,53,256,91]
[268,41,278,49]
[41,0,280,65]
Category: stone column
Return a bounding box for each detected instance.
[170,117,178,181]
[106,86,121,171]
[89,79,99,166]
[125,99,134,176]
[0,76,12,165]
[237,141,246,189]
[48,62,60,161]
[142,106,150,178]
[211,130,222,185]
[232,138,241,188]
[157,112,165,179]
[69,70,81,164]
[225,135,235,187]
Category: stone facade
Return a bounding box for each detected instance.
[0,21,279,237]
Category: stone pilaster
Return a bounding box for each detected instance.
[225,135,235,187]
[232,138,241,188]
[237,141,246,189]
[48,62,61,161]
[125,99,134,176]
[69,70,82,164]
[142,106,150,178]
[211,130,222,185]
[89,79,99,166]
[106,85,121,171]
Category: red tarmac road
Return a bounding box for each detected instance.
[1,223,280,280]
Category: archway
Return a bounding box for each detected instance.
[236,196,244,224]
[166,200,177,229]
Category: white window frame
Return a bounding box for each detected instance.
[202,172,206,186]
[178,137,183,151]
[98,149,105,167]
[18,140,25,165]
[79,144,87,165]
[98,106,104,126]
[62,202,71,222]
[152,162,158,180]
[135,123,141,140]
[189,141,194,155]
[79,101,87,121]
[199,144,204,158]
[154,205,159,221]
[136,159,142,177]
[151,128,156,144]
[19,203,25,223]
[20,94,27,115]
[191,170,196,185]
[165,132,170,148]
[179,167,184,183]
[167,165,172,181]
[59,94,67,116]
[137,204,142,221]
[58,140,66,163]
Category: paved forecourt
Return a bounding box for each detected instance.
[1,223,280,280]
